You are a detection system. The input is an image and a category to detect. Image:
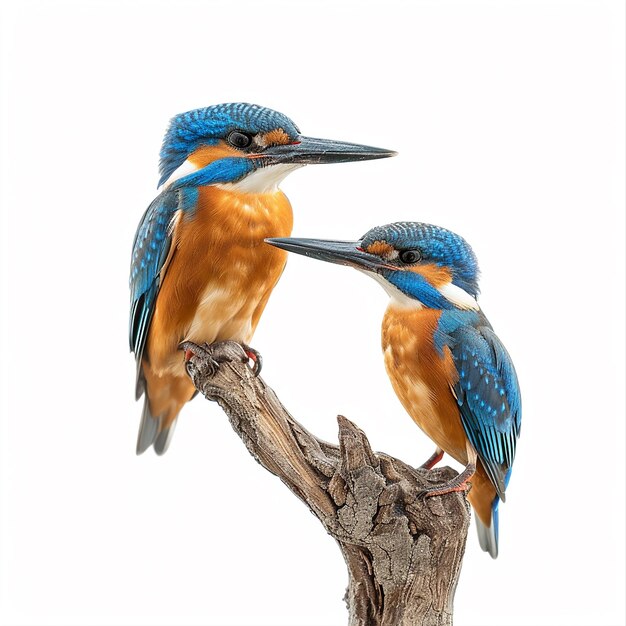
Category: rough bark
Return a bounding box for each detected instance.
[182,340,470,626]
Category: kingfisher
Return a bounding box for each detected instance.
[267,222,521,558]
[129,103,395,456]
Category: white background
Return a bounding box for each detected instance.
[1,1,624,625]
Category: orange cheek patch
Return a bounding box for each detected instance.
[409,263,452,287]
[188,141,241,168]
[366,240,395,257]
[262,128,291,146]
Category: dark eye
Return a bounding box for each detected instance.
[227,130,253,149]
[399,249,422,264]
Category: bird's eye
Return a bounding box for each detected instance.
[399,249,422,264]
[227,131,253,149]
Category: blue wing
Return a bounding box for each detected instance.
[129,189,180,397]
[445,312,521,501]
[128,160,249,401]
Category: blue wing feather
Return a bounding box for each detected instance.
[440,311,521,501]
[129,189,180,395]
[129,158,253,399]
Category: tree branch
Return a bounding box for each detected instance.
[183,340,470,626]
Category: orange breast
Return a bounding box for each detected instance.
[381,305,469,463]
[382,305,497,527]
[146,185,293,376]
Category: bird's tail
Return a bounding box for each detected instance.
[475,497,499,559]
[136,368,196,455]
[136,396,178,456]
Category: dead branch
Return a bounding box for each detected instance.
[183,340,470,626]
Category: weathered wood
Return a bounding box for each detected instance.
[182,340,471,626]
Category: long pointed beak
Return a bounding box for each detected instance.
[265,237,382,270]
[262,136,397,165]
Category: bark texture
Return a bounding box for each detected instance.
[182,340,470,626]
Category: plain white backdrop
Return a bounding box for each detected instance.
[0,1,624,625]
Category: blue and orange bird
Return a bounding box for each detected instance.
[267,222,521,558]
[129,103,395,455]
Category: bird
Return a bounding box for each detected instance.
[129,103,396,456]
[266,222,521,558]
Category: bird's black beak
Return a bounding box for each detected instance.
[265,237,382,271]
[261,136,397,165]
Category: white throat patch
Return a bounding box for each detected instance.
[216,163,303,194]
[363,271,424,310]
[158,160,301,194]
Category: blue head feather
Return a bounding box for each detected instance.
[361,222,480,299]
[158,103,300,187]
[169,157,254,191]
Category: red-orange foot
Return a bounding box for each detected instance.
[241,344,263,377]
[419,462,476,498]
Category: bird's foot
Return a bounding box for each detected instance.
[420,448,444,470]
[180,341,262,378]
[179,342,226,378]
[241,343,263,377]
[419,462,476,498]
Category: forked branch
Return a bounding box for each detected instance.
[183,340,470,626]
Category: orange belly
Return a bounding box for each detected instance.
[381,304,495,526]
[143,185,293,422]
[382,305,468,461]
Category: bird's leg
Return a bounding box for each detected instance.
[419,445,477,498]
[420,447,444,470]
[240,343,263,377]
[419,462,476,498]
